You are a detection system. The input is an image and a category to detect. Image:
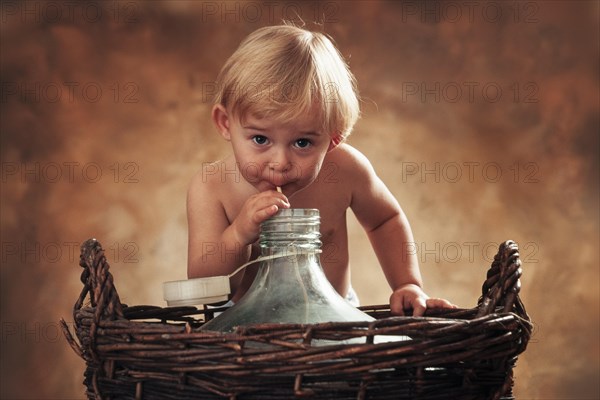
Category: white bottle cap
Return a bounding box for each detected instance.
[162,276,230,306]
[162,251,312,307]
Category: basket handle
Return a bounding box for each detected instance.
[74,238,124,321]
[476,240,528,318]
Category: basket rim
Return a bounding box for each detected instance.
[60,238,532,400]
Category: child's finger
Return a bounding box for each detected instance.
[389,291,407,316]
[271,190,290,205]
[426,298,457,309]
[262,189,290,205]
[251,193,289,211]
[390,299,405,316]
[252,204,280,224]
[411,298,427,317]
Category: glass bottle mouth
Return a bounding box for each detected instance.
[260,208,321,249]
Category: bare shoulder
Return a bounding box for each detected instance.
[328,143,400,227]
[189,162,220,197]
[326,143,377,181]
[187,160,229,216]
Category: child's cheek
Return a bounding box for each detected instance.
[239,162,262,184]
[282,163,303,182]
[301,163,321,184]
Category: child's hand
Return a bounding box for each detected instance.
[389,283,457,317]
[231,190,290,245]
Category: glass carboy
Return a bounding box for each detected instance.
[200,208,375,333]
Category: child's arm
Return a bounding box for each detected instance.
[187,165,289,285]
[187,169,249,282]
[344,147,456,316]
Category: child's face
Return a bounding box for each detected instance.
[225,108,332,196]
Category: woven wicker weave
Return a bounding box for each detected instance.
[61,239,531,400]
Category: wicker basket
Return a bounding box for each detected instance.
[61,239,531,400]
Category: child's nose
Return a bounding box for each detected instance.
[268,151,291,172]
[267,162,290,173]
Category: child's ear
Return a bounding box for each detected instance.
[327,134,344,152]
[212,104,232,141]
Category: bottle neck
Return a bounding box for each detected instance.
[260,246,321,257]
[259,209,321,254]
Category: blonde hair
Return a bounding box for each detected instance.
[214,25,360,140]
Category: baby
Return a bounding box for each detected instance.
[187,24,455,316]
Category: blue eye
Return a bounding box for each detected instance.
[295,138,311,148]
[252,135,268,145]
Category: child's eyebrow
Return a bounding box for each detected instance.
[242,125,321,137]
[298,131,321,136]
[242,124,266,131]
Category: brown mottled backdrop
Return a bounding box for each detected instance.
[1,1,598,398]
